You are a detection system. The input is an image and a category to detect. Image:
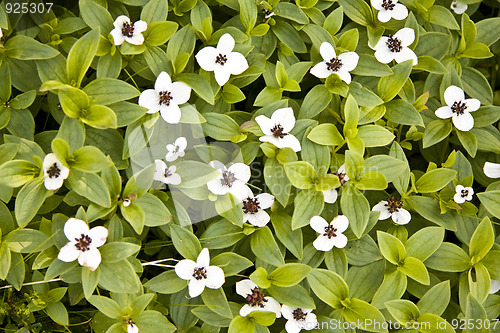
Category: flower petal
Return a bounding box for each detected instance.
[113,15,130,29]
[226,52,249,75]
[207,177,229,196]
[155,71,172,93]
[374,46,395,64]
[320,42,336,61]
[331,233,348,248]
[229,181,253,201]
[452,112,474,131]
[465,98,481,112]
[236,279,257,297]
[394,47,418,65]
[372,201,391,220]
[127,323,139,333]
[490,280,500,294]
[44,177,64,191]
[377,9,392,23]
[57,242,80,262]
[331,215,349,233]
[133,20,148,33]
[310,216,329,233]
[394,28,415,46]
[370,0,384,10]
[336,70,352,84]
[323,188,338,203]
[281,305,295,320]
[454,193,466,204]
[256,193,274,209]
[196,248,210,268]
[456,184,465,192]
[255,115,274,135]
[228,163,251,182]
[444,85,465,106]
[138,89,160,114]
[159,104,181,124]
[110,28,125,45]
[392,3,408,20]
[64,218,89,241]
[265,297,282,318]
[171,82,192,105]
[165,152,178,162]
[435,106,453,119]
[277,134,302,152]
[214,67,231,86]
[154,160,167,181]
[166,173,181,185]
[240,304,255,317]
[451,0,467,14]
[313,235,334,252]
[484,162,500,178]
[87,226,108,248]
[126,34,144,45]
[78,247,101,271]
[195,46,218,71]
[392,208,411,225]
[304,312,318,328]
[310,62,331,79]
[217,33,235,53]
[247,210,270,227]
[209,160,226,172]
[285,319,303,333]
[338,52,359,71]
[175,259,197,280]
[188,279,206,297]
[271,107,295,133]
[205,266,225,289]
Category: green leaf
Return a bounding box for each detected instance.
[364,155,407,183]
[58,87,89,118]
[238,0,257,32]
[298,85,332,119]
[428,5,460,29]
[214,193,243,227]
[4,35,59,60]
[340,185,370,238]
[247,311,276,326]
[0,160,38,187]
[424,242,470,272]
[307,269,349,309]
[88,296,122,319]
[79,0,113,35]
[417,281,451,316]
[384,299,420,324]
[71,146,111,172]
[83,78,140,105]
[343,95,359,137]
[284,161,317,189]
[0,242,11,280]
[462,67,493,105]
[371,270,407,309]
[100,242,140,263]
[201,288,232,319]
[357,125,395,148]
[398,256,430,285]
[81,267,100,299]
[477,190,500,219]
[415,168,457,193]
[15,179,49,227]
[67,29,100,87]
[5,229,51,253]
[228,316,255,333]
[136,310,176,333]
[136,193,173,227]
[414,56,448,74]
[250,226,285,267]
[377,60,413,102]
[202,113,240,141]
[270,212,303,259]
[350,54,393,77]
[210,252,253,276]
[342,298,388,333]
[250,267,271,289]
[141,0,168,23]
[175,160,220,189]
[405,227,444,262]
[405,196,457,230]
[468,217,494,262]
[338,0,373,26]
[267,284,315,309]
[145,270,187,294]
[81,105,117,129]
[384,99,424,126]
[271,21,307,53]
[291,189,324,230]
[56,117,86,153]
[356,171,387,191]
[377,231,406,265]
[274,3,309,24]
[170,224,202,261]
[264,157,292,207]
[348,81,384,107]
[416,313,455,333]
[144,21,178,46]
[66,170,111,207]
[269,263,311,287]
[475,17,500,46]
[307,123,344,146]
[120,203,145,234]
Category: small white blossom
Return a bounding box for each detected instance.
[371,0,408,22]
[310,42,359,84]
[138,71,191,124]
[57,218,108,271]
[154,160,181,186]
[451,0,467,14]
[310,215,349,251]
[282,305,317,333]
[236,279,282,318]
[435,85,480,132]
[110,15,147,46]
[262,8,275,18]
[166,137,187,162]
[195,33,249,86]
[127,321,139,333]
[484,162,500,178]
[242,193,274,227]
[374,28,418,66]
[372,196,411,225]
[0,28,3,40]
[43,153,69,191]
[322,165,349,203]
[207,160,252,201]
[490,280,500,294]
[255,107,301,152]
[175,248,225,298]
[454,185,473,204]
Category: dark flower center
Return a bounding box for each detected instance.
[386,36,403,53]
[192,267,207,280]
[47,163,61,178]
[335,171,347,185]
[461,189,469,198]
[451,101,467,115]
[381,0,395,10]
[262,8,273,17]
[326,57,343,72]
[159,91,173,106]
[215,54,228,65]
[164,168,173,178]
[242,197,260,214]
[292,308,307,321]
[271,124,287,138]
[246,287,267,308]
[173,145,180,154]
[323,225,338,239]
[220,171,237,187]
[121,21,135,38]
[385,196,403,214]
[74,234,92,252]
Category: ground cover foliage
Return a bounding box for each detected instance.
[0,0,499,332]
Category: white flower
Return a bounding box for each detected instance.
[138,71,191,124]
[435,85,480,132]
[195,33,249,86]
[242,193,274,227]
[154,160,181,186]
[236,279,282,318]
[0,28,3,39]
[57,218,108,271]
[372,196,411,225]
[371,0,408,22]
[451,0,467,14]
[310,215,349,251]
[43,153,69,191]
[262,8,275,18]
[166,137,187,162]
[490,280,500,294]
[374,28,418,66]
[282,305,317,333]
[127,321,139,333]
[207,160,252,201]
[255,107,301,152]
[454,185,473,204]
[310,42,359,84]
[174,248,225,298]
[322,165,349,203]
[110,15,147,46]
[484,162,500,178]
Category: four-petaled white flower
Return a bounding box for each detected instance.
[484,162,500,178]
[282,305,317,333]
[255,107,301,152]
[372,196,411,225]
[127,320,139,333]
[490,280,500,294]
[310,215,349,251]
[166,137,187,162]
[242,193,275,227]
[374,28,418,66]
[451,0,467,14]
[236,279,282,318]
[454,185,473,204]
[43,153,69,191]
[371,0,408,22]
[195,33,249,86]
[175,248,225,298]
[207,160,252,201]
[57,218,108,271]
[310,42,359,84]
[154,160,181,185]
[138,71,191,124]
[110,15,147,46]
[322,165,349,204]
[435,85,480,132]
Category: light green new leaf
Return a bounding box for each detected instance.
[67,29,100,87]
[468,217,494,262]
[415,168,456,193]
[284,161,317,189]
[377,231,406,265]
[170,224,202,261]
[307,269,349,309]
[269,263,311,287]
